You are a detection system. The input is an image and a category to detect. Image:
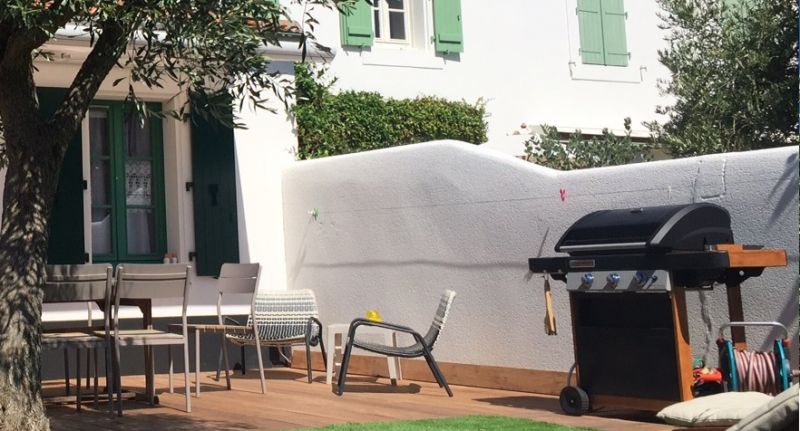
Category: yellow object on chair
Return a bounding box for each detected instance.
[366,309,383,322]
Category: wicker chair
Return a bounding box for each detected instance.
[216,289,327,385]
[336,290,457,397]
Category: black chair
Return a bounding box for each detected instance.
[336,290,456,397]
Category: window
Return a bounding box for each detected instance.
[372,0,410,43]
[340,0,463,54]
[88,102,166,263]
[577,0,628,67]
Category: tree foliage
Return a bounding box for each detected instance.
[649,0,798,157]
[292,63,487,159]
[524,118,652,170]
[0,2,343,429]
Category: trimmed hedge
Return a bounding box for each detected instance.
[292,64,487,160]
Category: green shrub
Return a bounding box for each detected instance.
[292,64,487,160]
[523,118,652,170]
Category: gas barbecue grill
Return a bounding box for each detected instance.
[528,203,787,415]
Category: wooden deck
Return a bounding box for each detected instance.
[46,368,673,431]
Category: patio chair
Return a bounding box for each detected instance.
[106,264,192,415]
[336,290,457,397]
[168,263,267,395]
[42,264,115,413]
[215,288,327,386]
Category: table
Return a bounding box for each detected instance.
[325,323,402,385]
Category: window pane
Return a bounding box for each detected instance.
[124,112,152,157]
[90,159,111,205]
[91,208,112,255]
[125,160,153,206]
[127,208,155,255]
[387,0,403,9]
[389,11,405,40]
[373,8,381,38]
[89,110,109,156]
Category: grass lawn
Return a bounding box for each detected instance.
[301,415,596,430]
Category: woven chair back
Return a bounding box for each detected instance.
[422,290,457,348]
[247,290,320,341]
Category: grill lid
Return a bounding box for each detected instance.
[555,203,733,255]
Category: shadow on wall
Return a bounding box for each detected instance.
[767,152,799,227]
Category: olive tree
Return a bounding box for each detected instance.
[0,1,343,428]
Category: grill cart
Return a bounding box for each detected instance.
[529,203,787,415]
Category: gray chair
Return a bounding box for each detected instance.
[105,264,192,415]
[168,263,267,395]
[216,288,327,386]
[43,264,115,412]
[336,290,457,397]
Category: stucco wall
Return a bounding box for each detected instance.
[287,0,672,144]
[282,141,799,372]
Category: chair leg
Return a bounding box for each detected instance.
[168,345,174,393]
[253,338,266,394]
[319,335,328,373]
[75,349,82,413]
[104,346,114,414]
[93,348,99,408]
[85,347,91,390]
[421,354,442,387]
[240,346,246,375]
[336,336,355,396]
[114,343,123,416]
[305,336,313,384]
[423,350,452,397]
[182,341,192,413]
[64,350,71,396]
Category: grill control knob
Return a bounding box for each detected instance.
[635,272,649,286]
[581,273,594,286]
[607,273,621,286]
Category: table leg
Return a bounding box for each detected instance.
[384,333,399,386]
[142,304,155,405]
[325,329,337,385]
[195,330,201,397]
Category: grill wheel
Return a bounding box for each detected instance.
[559,386,590,416]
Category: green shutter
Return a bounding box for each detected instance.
[39,88,86,264]
[433,0,464,54]
[600,0,628,67]
[339,0,373,48]
[577,0,605,65]
[190,107,240,276]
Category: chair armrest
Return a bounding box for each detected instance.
[223,316,242,326]
[347,318,426,345]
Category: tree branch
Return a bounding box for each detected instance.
[51,20,131,144]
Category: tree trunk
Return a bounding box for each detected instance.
[0,133,59,431]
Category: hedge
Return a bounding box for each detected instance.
[292,64,487,160]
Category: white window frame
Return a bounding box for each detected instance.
[372,0,412,47]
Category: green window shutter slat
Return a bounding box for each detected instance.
[600,0,628,67]
[40,88,86,264]
[433,0,464,54]
[190,106,240,276]
[577,0,605,65]
[339,0,373,48]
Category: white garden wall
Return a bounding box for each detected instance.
[282,142,799,372]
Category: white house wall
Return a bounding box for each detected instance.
[290,0,671,145]
[282,142,799,372]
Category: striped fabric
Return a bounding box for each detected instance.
[226,290,321,346]
[422,290,457,349]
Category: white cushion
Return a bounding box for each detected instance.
[656,392,772,427]
[728,384,799,431]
